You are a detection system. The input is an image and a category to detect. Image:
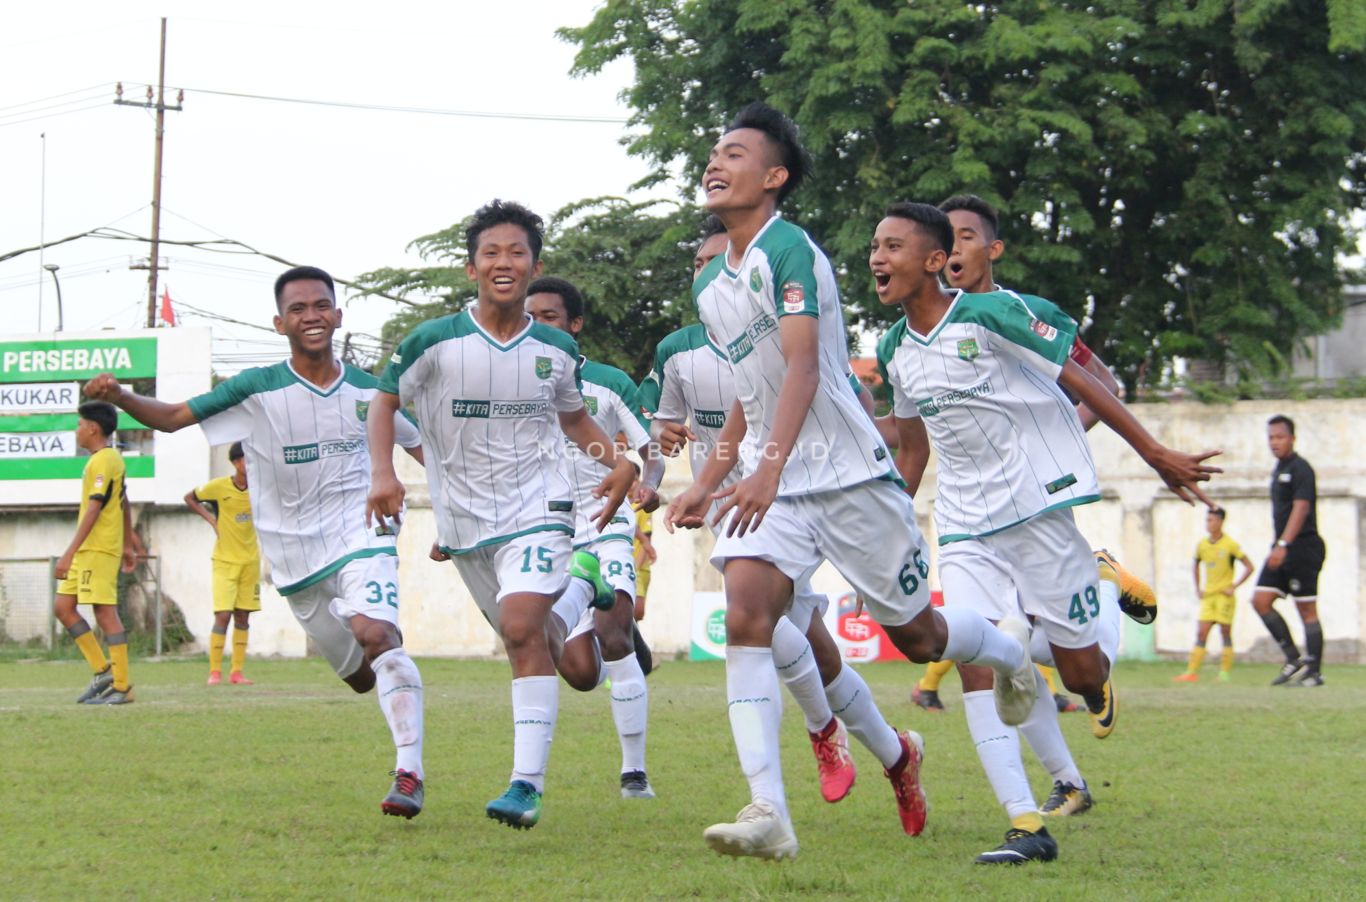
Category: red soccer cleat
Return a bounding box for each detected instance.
[229,671,253,685]
[810,717,856,803]
[886,729,928,836]
[206,670,222,686]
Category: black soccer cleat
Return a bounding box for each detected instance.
[76,665,114,704]
[1295,671,1324,688]
[620,769,656,799]
[975,827,1059,865]
[911,686,945,712]
[1271,659,1305,686]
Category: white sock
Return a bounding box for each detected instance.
[824,664,903,769]
[1030,628,1056,667]
[604,652,648,774]
[771,617,832,733]
[1096,579,1122,667]
[963,690,1037,820]
[510,675,558,793]
[372,648,424,780]
[940,606,1025,673]
[726,645,788,820]
[550,576,593,634]
[1018,669,1084,787]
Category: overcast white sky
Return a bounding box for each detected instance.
[0,1,669,372]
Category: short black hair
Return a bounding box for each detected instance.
[1268,414,1295,436]
[527,276,584,321]
[884,202,954,255]
[939,194,1000,240]
[700,214,727,242]
[466,199,544,262]
[1209,506,1226,520]
[78,401,118,437]
[228,441,245,462]
[726,102,812,205]
[274,266,336,307]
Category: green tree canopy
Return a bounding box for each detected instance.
[562,0,1366,389]
[356,197,706,379]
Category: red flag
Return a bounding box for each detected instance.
[160,285,176,327]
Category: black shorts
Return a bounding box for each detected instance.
[1256,536,1326,600]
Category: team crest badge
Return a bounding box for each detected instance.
[957,338,979,361]
[749,269,763,292]
[585,396,598,415]
[355,400,370,422]
[535,356,552,379]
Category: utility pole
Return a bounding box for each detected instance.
[115,17,183,328]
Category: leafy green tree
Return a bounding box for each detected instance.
[356,197,704,379]
[562,0,1366,390]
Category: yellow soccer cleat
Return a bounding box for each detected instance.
[1095,548,1157,625]
[1086,680,1117,739]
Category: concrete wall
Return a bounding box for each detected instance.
[3,398,1361,663]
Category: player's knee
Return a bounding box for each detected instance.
[344,664,376,694]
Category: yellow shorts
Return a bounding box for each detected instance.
[213,559,262,612]
[1198,592,1236,626]
[57,550,120,605]
[635,562,651,599]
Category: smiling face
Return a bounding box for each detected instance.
[525,290,582,338]
[702,128,785,216]
[273,278,341,356]
[944,208,1003,293]
[868,216,947,307]
[693,232,729,278]
[466,222,543,311]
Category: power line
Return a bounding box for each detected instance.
[0,85,112,116]
[0,102,110,129]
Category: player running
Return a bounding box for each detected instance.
[84,266,429,819]
[525,274,664,800]
[367,200,636,831]
[869,201,1220,862]
[666,104,1037,862]
[184,441,260,686]
[641,217,924,832]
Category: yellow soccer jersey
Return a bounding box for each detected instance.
[195,476,259,564]
[1197,534,1243,597]
[78,446,125,557]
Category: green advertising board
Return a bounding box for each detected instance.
[0,336,158,481]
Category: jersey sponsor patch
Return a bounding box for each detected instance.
[781,281,806,313]
[93,473,105,489]
[282,439,366,464]
[726,311,778,363]
[452,398,552,419]
[1030,318,1059,341]
[916,379,995,418]
[695,409,726,428]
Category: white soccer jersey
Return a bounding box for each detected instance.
[378,307,584,554]
[187,360,422,594]
[566,358,650,546]
[638,323,742,495]
[877,289,1100,544]
[693,216,894,496]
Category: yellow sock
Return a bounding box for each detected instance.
[230,629,248,674]
[1038,665,1060,695]
[1220,648,1234,672]
[1011,812,1045,833]
[209,631,226,673]
[108,635,131,692]
[73,631,109,674]
[919,659,954,691]
[1187,646,1206,673]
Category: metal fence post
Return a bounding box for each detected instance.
[47,556,57,651]
[154,555,163,657]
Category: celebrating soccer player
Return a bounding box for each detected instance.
[85,266,429,819]
[666,104,1038,861]
[870,201,1220,862]
[367,200,636,830]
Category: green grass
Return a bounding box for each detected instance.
[2,658,1362,900]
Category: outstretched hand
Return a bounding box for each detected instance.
[1147,446,1222,506]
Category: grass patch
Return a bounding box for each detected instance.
[1,658,1361,899]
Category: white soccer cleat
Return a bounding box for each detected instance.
[703,801,799,860]
[994,618,1037,726]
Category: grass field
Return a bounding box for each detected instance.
[2,655,1362,900]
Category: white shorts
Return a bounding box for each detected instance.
[938,507,1099,650]
[451,530,573,632]
[285,552,400,679]
[710,479,933,628]
[786,580,830,634]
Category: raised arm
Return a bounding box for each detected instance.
[83,373,197,432]
[1058,359,1221,505]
